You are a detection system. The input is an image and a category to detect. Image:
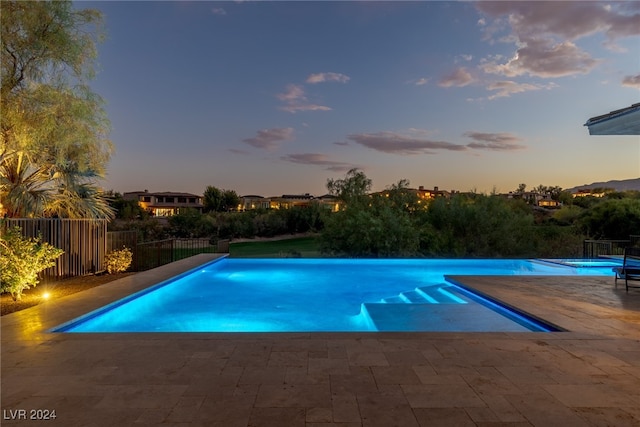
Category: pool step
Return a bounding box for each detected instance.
[360,303,532,332]
[381,286,467,305]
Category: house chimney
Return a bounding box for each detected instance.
[419,186,424,191]
[434,186,439,192]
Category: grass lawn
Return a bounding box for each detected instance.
[229,236,322,258]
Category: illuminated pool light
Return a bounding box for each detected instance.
[52,258,612,333]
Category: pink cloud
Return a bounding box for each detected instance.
[280,153,358,172]
[481,38,600,78]
[622,74,640,89]
[276,84,331,113]
[348,131,467,155]
[242,127,294,150]
[486,80,556,100]
[438,67,474,87]
[475,2,638,79]
[306,72,350,84]
[464,131,526,151]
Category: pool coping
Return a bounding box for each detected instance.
[2,254,640,426]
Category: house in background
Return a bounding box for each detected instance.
[505,191,562,209]
[238,193,342,212]
[572,189,606,198]
[415,186,451,200]
[238,195,270,211]
[269,194,315,210]
[124,190,203,217]
[373,186,452,206]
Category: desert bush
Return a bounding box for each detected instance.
[0,226,64,301]
[105,247,133,274]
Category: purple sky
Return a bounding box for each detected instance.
[83,1,640,197]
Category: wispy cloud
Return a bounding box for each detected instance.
[276,84,331,113]
[242,127,294,150]
[306,72,350,84]
[455,54,473,63]
[277,72,348,113]
[409,77,429,86]
[211,7,227,16]
[345,129,526,155]
[464,132,526,151]
[439,67,474,87]
[622,73,640,89]
[347,131,467,155]
[228,148,249,155]
[280,153,358,172]
[486,80,557,100]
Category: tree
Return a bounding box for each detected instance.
[168,209,215,238]
[1,1,114,219]
[326,168,372,205]
[422,194,536,257]
[107,191,149,220]
[578,198,640,240]
[203,186,240,212]
[321,172,419,257]
[203,186,223,212]
[222,189,240,212]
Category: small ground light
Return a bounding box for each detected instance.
[42,292,51,300]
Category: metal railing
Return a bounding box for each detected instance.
[133,238,219,271]
[135,239,175,271]
[583,239,630,258]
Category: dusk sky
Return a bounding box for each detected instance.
[83,1,640,197]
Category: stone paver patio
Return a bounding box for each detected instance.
[2,254,639,426]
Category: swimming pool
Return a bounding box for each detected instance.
[53,258,614,333]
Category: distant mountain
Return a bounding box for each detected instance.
[567,178,640,192]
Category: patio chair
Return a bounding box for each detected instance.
[613,246,640,291]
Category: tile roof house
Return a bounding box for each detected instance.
[124,191,203,217]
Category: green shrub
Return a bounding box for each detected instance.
[105,247,133,274]
[0,226,64,301]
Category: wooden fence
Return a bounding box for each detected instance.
[2,220,226,279]
[2,219,108,279]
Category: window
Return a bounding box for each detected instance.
[178,197,187,203]
[156,196,164,203]
[154,208,174,217]
[143,196,151,202]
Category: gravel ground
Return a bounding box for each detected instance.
[1,272,135,316]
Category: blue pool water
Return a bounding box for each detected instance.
[53,258,615,333]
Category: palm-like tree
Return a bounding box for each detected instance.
[1,1,114,220]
